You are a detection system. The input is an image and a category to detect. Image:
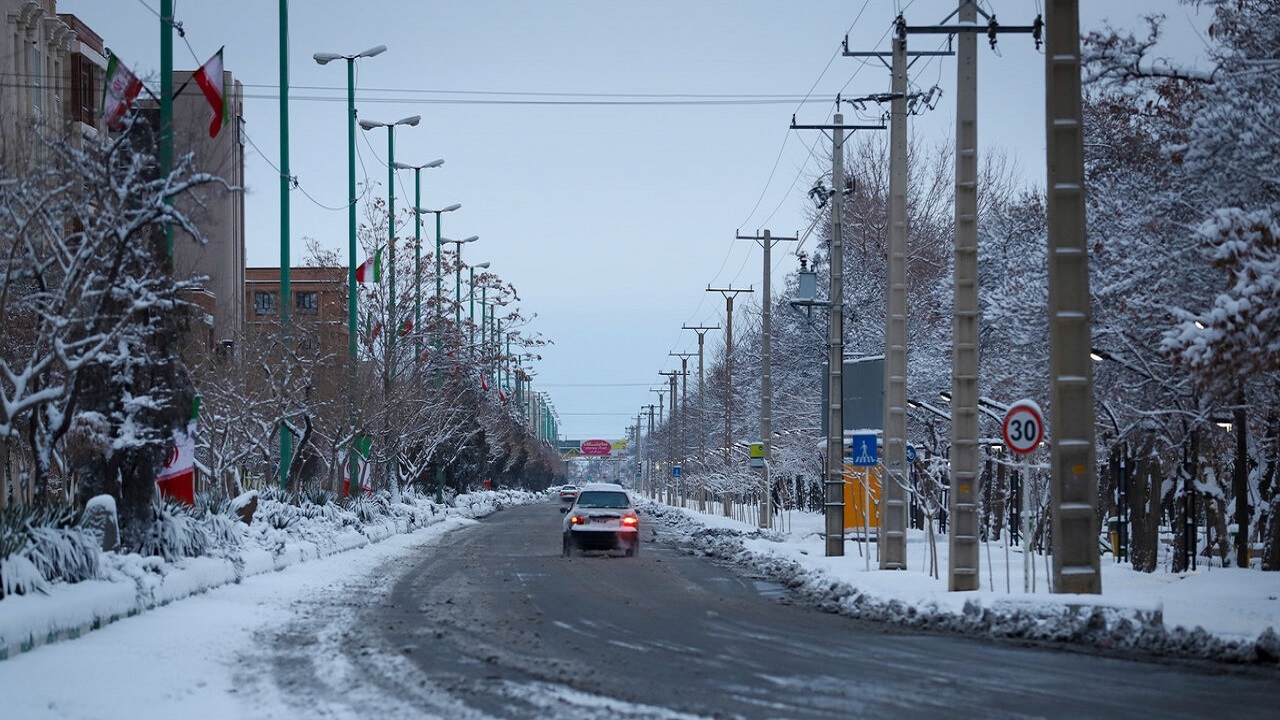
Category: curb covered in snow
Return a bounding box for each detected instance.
[0,489,541,661]
[639,500,1280,667]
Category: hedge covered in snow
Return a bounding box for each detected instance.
[0,488,539,659]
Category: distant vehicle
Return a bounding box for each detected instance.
[558,485,579,502]
[561,482,640,557]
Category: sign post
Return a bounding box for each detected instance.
[850,433,878,571]
[1003,400,1044,593]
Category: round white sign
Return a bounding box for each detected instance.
[1002,400,1044,455]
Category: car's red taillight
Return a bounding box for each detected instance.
[621,516,639,527]
[569,515,586,525]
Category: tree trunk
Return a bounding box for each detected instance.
[1128,435,1161,573]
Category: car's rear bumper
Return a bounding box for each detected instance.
[567,527,639,551]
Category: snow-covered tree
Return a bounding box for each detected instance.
[0,119,221,547]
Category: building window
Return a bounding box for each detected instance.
[295,291,318,315]
[28,44,41,115]
[253,291,276,315]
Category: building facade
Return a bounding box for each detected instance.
[245,266,350,362]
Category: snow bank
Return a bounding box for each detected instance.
[640,500,1280,667]
[0,489,541,661]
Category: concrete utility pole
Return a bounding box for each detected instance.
[792,112,882,557]
[737,230,799,529]
[842,21,950,569]
[660,370,681,504]
[1045,0,1101,593]
[670,351,696,503]
[680,326,717,510]
[901,0,1042,589]
[949,0,982,592]
[706,288,753,470]
[644,404,657,496]
[882,27,911,571]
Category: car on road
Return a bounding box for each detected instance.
[561,483,640,557]
[558,484,579,502]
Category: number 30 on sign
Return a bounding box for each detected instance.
[1002,400,1044,455]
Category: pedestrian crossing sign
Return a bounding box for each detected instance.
[849,433,878,467]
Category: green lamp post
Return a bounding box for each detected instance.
[393,158,444,362]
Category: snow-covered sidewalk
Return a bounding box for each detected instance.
[0,489,540,661]
[0,516,482,720]
[642,499,1280,666]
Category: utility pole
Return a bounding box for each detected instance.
[706,287,753,469]
[947,0,982,592]
[660,370,681,505]
[792,112,883,557]
[882,23,911,570]
[737,230,799,528]
[901,0,1043,590]
[670,351,697,485]
[842,15,951,570]
[1045,0,1101,593]
[643,404,657,497]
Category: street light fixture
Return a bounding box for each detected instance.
[469,261,490,355]
[441,235,479,335]
[393,159,444,357]
[359,115,420,367]
[313,42,385,498]
[418,204,462,358]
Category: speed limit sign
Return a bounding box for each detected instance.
[1002,400,1044,455]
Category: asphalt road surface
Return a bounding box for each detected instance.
[250,501,1279,719]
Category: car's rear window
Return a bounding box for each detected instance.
[575,491,630,509]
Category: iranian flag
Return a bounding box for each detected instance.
[157,420,197,506]
[356,247,383,283]
[192,47,227,138]
[342,435,373,497]
[102,54,143,130]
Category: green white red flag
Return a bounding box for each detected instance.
[356,247,383,283]
[342,435,373,497]
[102,54,143,130]
[192,47,227,138]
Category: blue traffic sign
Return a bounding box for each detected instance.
[905,444,917,464]
[850,434,878,467]
[672,465,682,478]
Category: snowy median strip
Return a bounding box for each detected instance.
[0,489,541,661]
[640,499,1280,666]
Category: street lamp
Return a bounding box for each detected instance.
[393,158,444,357]
[418,204,462,357]
[469,261,490,355]
[441,235,479,336]
[359,115,420,366]
[313,43,385,497]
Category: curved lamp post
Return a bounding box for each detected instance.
[469,261,490,355]
[393,158,444,358]
[359,115,419,365]
[441,235,479,338]
[418,204,462,357]
[313,43,385,498]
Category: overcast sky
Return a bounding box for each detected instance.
[59,0,1209,441]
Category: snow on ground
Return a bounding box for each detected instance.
[2,488,1277,720]
[639,499,1280,666]
[0,516,480,720]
